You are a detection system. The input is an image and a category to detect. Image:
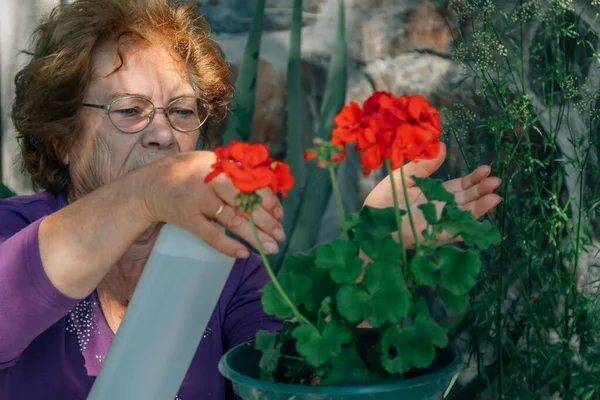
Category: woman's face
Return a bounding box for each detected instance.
[66,37,201,198]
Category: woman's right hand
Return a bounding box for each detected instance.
[140,151,286,259]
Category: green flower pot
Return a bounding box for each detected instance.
[219,339,462,400]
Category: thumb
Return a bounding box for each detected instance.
[393,142,447,186]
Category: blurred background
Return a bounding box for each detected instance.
[2,0,459,196]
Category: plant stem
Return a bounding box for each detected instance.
[385,160,408,277]
[328,165,347,239]
[249,215,312,326]
[280,355,304,362]
[399,165,419,252]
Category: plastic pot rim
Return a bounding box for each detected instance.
[218,341,462,396]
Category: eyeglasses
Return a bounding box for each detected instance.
[82,95,213,134]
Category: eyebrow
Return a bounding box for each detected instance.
[106,92,198,103]
[106,92,145,102]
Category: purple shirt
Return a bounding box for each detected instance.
[0,191,282,399]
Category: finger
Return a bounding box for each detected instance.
[251,206,286,242]
[212,176,284,220]
[443,164,492,193]
[185,217,250,259]
[211,174,239,205]
[214,205,281,255]
[460,194,502,218]
[392,142,447,187]
[453,177,502,205]
[210,178,285,241]
[256,187,283,220]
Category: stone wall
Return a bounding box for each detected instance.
[1,0,462,198]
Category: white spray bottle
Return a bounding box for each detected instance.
[87,223,236,400]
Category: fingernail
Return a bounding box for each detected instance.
[264,241,279,254]
[236,249,249,259]
[273,228,286,242]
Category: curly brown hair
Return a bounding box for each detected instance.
[12,0,233,194]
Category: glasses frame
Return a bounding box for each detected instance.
[82,95,214,134]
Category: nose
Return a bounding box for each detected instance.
[140,110,176,149]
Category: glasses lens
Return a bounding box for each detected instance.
[167,97,209,132]
[109,97,154,133]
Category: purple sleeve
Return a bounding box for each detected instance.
[0,212,80,367]
[222,254,283,350]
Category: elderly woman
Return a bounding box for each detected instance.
[0,0,502,399]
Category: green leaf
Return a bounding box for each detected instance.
[410,296,430,318]
[438,246,481,295]
[354,206,401,239]
[303,268,339,312]
[280,251,315,275]
[341,211,361,234]
[255,330,282,380]
[335,286,369,323]
[461,220,502,248]
[412,176,455,203]
[418,203,438,225]
[350,206,405,263]
[439,287,469,313]
[381,314,448,374]
[336,262,410,327]
[410,255,440,286]
[321,347,368,386]
[261,273,311,318]
[0,182,15,199]
[270,0,305,272]
[221,0,267,144]
[438,204,502,249]
[319,296,332,316]
[292,319,352,368]
[279,251,339,312]
[315,240,362,284]
[287,0,347,254]
[360,235,402,264]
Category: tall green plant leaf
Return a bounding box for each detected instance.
[0,182,15,199]
[287,0,347,254]
[269,0,304,270]
[221,0,267,145]
[213,0,266,249]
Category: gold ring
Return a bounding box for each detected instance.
[213,204,225,220]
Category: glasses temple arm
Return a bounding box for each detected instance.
[82,103,111,111]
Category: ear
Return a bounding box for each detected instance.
[53,142,69,165]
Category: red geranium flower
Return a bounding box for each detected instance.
[330,101,364,161]
[378,94,409,123]
[363,91,396,116]
[270,161,294,198]
[390,124,440,168]
[325,91,442,176]
[205,140,294,197]
[356,114,397,175]
[332,101,363,140]
[405,94,441,136]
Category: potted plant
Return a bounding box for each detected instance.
[209,91,502,399]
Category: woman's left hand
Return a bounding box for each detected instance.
[363,143,502,248]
